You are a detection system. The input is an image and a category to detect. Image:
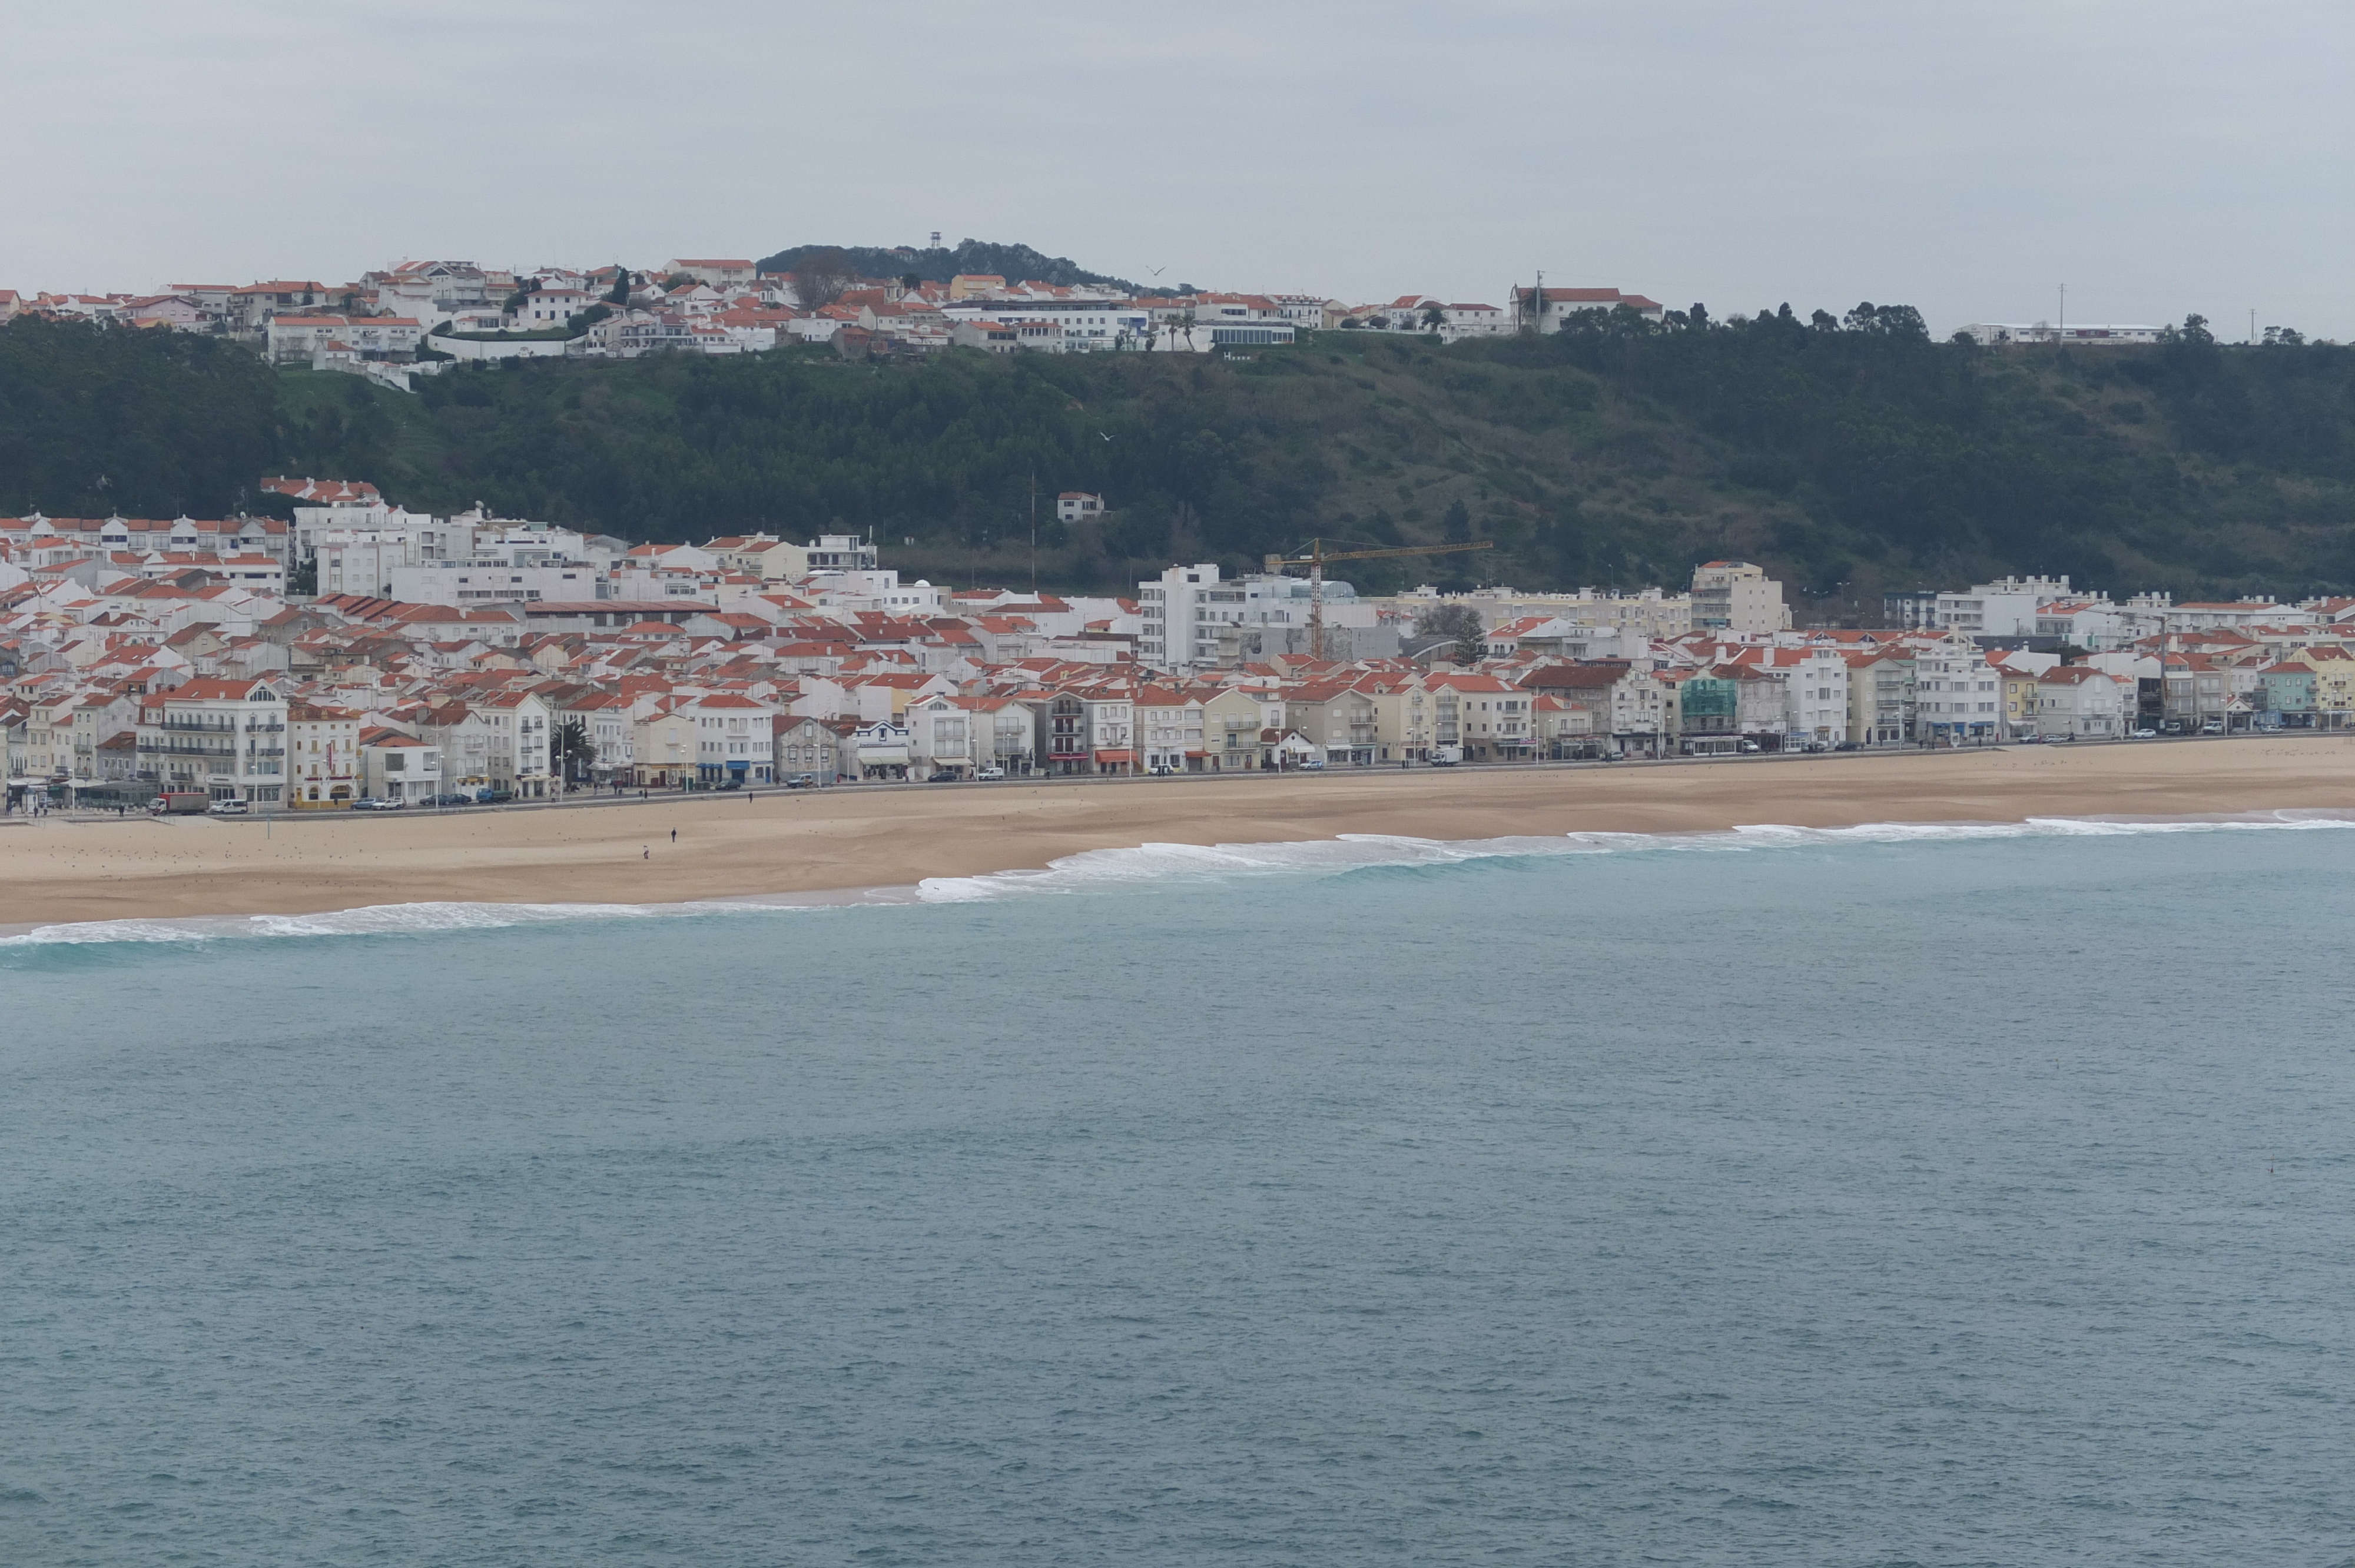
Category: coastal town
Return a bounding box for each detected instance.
[0,252,2340,814]
[2,466,2347,813]
[0,255,1657,393]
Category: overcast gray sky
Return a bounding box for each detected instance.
[7,0,2348,339]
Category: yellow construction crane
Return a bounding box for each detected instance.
[1262,538,1495,659]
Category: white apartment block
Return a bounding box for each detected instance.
[147,677,288,804]
[1139,563,1248,670]
[1916,642,2002,739]
[1934,576,2078,636]
[386,560,606,606]
[1690,561,1790,634]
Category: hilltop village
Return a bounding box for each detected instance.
[3,476,2347,812]
[0,255,1655,394]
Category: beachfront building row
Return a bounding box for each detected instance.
[8,483,2350,809]
[0,554,2329,811]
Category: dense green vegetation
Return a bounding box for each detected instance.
[0,315,282,520]
[7,307,2355,611]
[754,237,1172,294]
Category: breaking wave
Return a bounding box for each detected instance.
[6,810,2350,946]
[912,810,2355,900]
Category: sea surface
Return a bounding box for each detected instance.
[4,818,2352,1567]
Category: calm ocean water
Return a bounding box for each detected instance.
[4,820,2353,1567]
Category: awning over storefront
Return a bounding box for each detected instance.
[1094,749,1134,763]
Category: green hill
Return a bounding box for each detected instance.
[6,308,2355,614]
[754,238,1180,295]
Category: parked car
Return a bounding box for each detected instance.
[1737,739,1762,753]
[205,798,250,816]
[352,796,406,810]
[1147,764,1178,776]
[427,792,473,806]
[973,766,1005,782]
[925,770,960,783]
[150,791,209,815]
[784,773,817,789]
[1833,740,1861,752]
[2130,727,2157,739]
[1296,758,1326,771]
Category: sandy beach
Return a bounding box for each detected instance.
[4,738,2352,928]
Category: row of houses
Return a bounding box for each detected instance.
[6,251,1674,379]
[12,475,2351,810]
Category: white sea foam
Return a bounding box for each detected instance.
[913,809,2355,901]
[8,811,2351,946]
[0,891,884,948]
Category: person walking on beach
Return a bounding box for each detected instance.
[642,846,649,859]
[670,828,677,843]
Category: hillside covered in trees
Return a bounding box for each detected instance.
[754,238,1175,295]
[6,308,2355,614]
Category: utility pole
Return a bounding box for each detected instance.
[2058,283,2065,334]
[1028,464,1038,594]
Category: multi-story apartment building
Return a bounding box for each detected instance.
[1282,682,1381,766]
[1845,650,1914,745]
[2034,667,2131,738]
[144,677,287,803]
[1424,673,1533,761]
[1915,642,2001,742]
[286,700,362,806]
[1135,686,1209,773]
[1690,561,1790,634]
[1138,563,1245,670]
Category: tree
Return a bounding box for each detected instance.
[551,718,596,787]
[1420,303,1448,333]
[604,268,633,305]
[1414,602,1485,663]
[792,247,857,311]
[1441,497,1472,543]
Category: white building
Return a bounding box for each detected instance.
[1776,649,1851,744]
[360,731,441,803]
[2034,666,2131,738]
[286,700,361,808]
[1691,561,1790,634]
[1916,641,2001,740]
[1934,576,2079,637]
[681,694,774,785]
[1954,322,2164,347]
[386,560,606,606]
[264,314,422,364]
[1510,286,1666,333]
[1139,563,1248,670]
[938,297,1154,351]
[149,676,287,804]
